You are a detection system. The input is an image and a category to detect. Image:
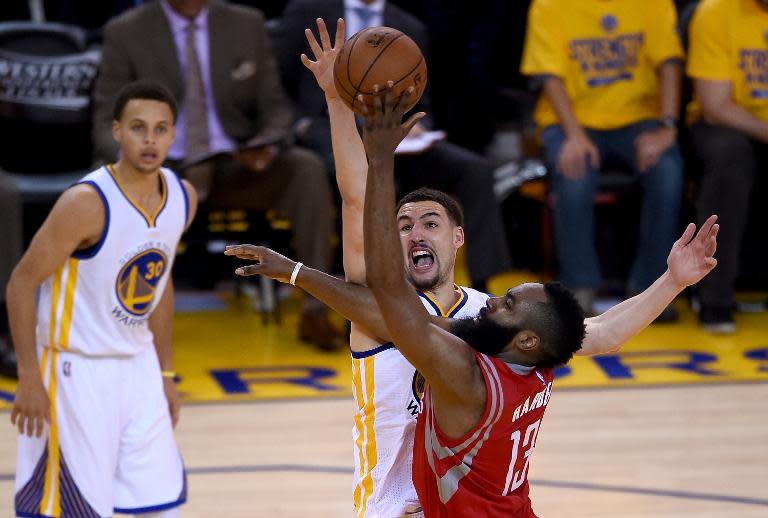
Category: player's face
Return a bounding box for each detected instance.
[397,201,464,291]
[453,283,548,355]
[113,99,176,174]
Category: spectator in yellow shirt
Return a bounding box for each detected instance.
[686,0,768,333]
[521,0,684,318]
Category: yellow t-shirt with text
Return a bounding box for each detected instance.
[687,0,768,122]
[521,0,683,130]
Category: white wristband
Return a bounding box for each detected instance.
[289,262,303,286]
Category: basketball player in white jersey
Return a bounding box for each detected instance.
[225,19,719,518]
[7,80,198,518]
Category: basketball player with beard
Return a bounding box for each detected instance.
[225,19,719,518]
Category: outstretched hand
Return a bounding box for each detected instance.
[301,18,345,98]
[360,83,425,160]
[667,214,719,288]
[224,244,297,284]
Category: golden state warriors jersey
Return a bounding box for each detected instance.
[35,165,188,357]
[350,286,490,518]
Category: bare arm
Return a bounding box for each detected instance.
[148,277,180,427]
[181,179,199,231]
[543,76,600,178]
[224,244,448,338]
[579,216,718,355]
[697,79,768,143]
[658,60,682,120]
[361,87,486,436]
[7,186,104,436]
[301,19,369,283]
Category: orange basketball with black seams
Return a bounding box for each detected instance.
[334,26,427,116]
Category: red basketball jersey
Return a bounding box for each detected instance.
[413,352,554,517]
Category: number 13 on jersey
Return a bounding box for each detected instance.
[503,418,542,495]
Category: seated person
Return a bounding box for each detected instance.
[521,0,685,318]
[274,0,512,291]
[686,0,768,333]
[91,0,343,350]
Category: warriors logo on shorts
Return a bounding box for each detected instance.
[412,371,426,403]
[116,249,168,316]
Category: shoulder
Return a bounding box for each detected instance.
[213,0,266,25]
[47,183,107,237]
[104,2,157,36]
[692,0,726,21]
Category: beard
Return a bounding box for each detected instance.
[449,312,520,356]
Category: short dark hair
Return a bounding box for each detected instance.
[113,80,178,123]
[396,188,464,227]
[525,282,585,369]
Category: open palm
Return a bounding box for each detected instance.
[667,215,719,288]
[301,18,345,97]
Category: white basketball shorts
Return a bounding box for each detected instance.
[15,345,186,517]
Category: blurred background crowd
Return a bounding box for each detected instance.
[0,0,766,372]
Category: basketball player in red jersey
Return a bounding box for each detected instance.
[358,84,719,517]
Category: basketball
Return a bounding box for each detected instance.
[334,26,427,116]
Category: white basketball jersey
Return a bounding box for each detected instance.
[351,286,490,517]
[36,165,188,357]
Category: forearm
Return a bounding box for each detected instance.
[149,280,175,373]
[328,96,369,282]
[543,76,585,137]
[329,97,367,202]
[704,102,768,143]
[6,272,42,383]
[581,270,682,354]
[364,156,407,291]
[658,60,682,119]
[294,266,390,340]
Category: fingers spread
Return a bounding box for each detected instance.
[335,18,345,47]
[677,222,696,247]
[305,28,322,59]
[318,18,332,49]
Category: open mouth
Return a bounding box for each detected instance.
[140,150,158,162]
[410,247,435,272]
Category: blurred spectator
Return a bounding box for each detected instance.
[0,173,23,378]
[92,0,343,351]
[275,0,512,291]
[390,0,533,153]
[521,0,684,317]
[686,0,768,333]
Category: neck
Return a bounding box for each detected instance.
[112,160,161,196]
[495,349,535,367]
[425,277,460,314]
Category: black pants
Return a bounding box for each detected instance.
[691,122,768,308]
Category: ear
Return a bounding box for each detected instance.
[111,120,121,143]
[453,225,465,249]
[514,330,540,351]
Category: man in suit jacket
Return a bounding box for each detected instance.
[93,0,344,350]
[274,0,512,291]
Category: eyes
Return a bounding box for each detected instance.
[129,124,169,136]
[399,221,438,233]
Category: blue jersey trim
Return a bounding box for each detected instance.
[114,466,187,514]
[72,181,110,260]
[350,342,395,358]
[173,170,190,227]
[417,291,441,315]
[448,287,469,317]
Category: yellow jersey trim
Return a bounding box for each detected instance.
[419,284,466,317]
[40,349,61,516]
[58,258,79,349]
[106,164,168,228]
